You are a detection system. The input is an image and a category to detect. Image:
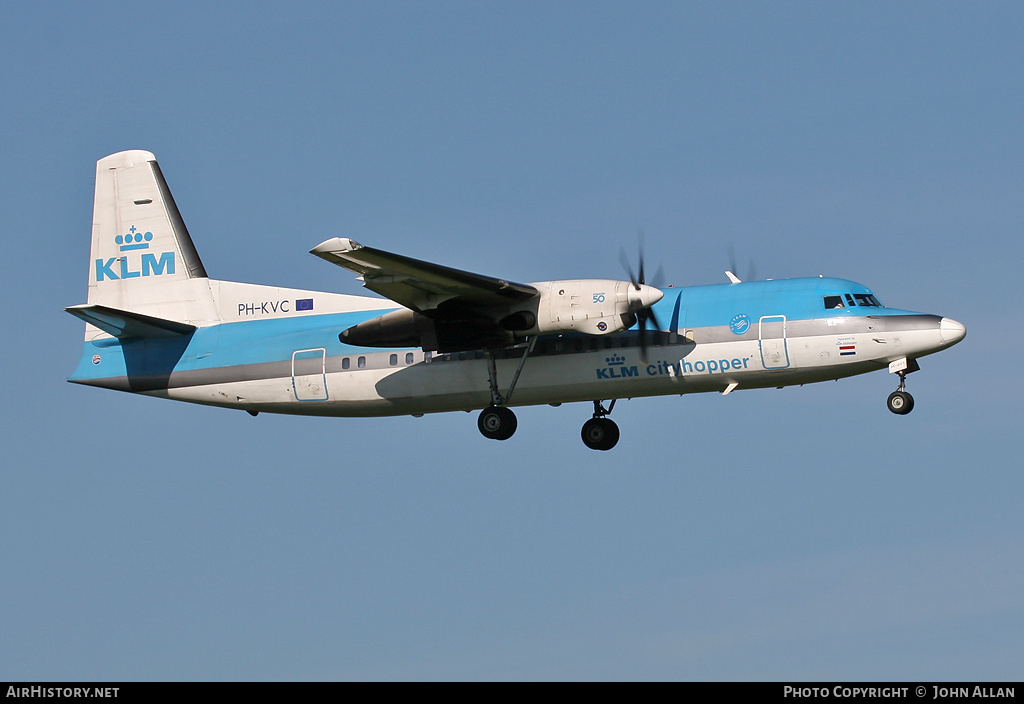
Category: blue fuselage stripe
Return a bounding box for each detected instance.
[70,277,924,382]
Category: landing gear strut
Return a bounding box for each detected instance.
[887,370,915,415]
[581,400,619,451]
[477,340,535,441]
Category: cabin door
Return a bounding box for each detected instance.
[758,316,790,369]
[292,348,329,401]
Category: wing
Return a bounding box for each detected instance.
[310,237,537,312]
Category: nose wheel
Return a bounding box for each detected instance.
[582,400,620,451]
[887,370,915,415]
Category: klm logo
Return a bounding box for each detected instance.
[116,225,152,251]
[597,354,690,380]
[596,354,639,379]
[95,226,175,281]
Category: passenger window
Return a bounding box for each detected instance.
[342,357,350,370]
[389,354,398,366]
[406,352,414,364]
[357,356,366,369]
[823,295,844,309]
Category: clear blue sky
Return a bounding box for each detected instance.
[2,1,1021,680]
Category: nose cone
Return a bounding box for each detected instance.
[629,284,664,310]
[940,317,966,345]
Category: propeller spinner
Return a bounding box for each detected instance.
[620,243,665,359]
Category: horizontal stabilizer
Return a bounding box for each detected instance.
[66,304,196,339]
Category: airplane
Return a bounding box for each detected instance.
[67,150,966,450]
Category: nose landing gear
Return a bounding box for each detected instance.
[582,400,620,451]
[887,370,915,415]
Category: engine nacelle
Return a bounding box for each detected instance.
[339,278,664,352]
[501,279,663,336]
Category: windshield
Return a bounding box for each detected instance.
[823,292,884,310]
[853,293,882,307]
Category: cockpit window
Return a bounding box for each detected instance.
[853,293,882,307]
[824,293,883,310]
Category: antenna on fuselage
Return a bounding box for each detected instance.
[726,245,757,284]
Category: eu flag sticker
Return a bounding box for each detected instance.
[296,299,314,311]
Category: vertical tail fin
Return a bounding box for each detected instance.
[86,150,216,322]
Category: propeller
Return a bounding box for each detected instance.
[619,234,664,360]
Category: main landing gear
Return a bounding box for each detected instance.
[887,369,915,415]
[478,405,518,440]
[477,341,534,441]
[581,400,619,451]
[474,341,622,449]
[478,399,622,450]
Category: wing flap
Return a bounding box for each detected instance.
[311,237,537,312]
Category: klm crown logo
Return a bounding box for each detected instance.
[116,225,153,251]
[95,224,175,282]
[596,353,639,379]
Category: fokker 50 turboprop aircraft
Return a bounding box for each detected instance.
[68,150,966,450]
